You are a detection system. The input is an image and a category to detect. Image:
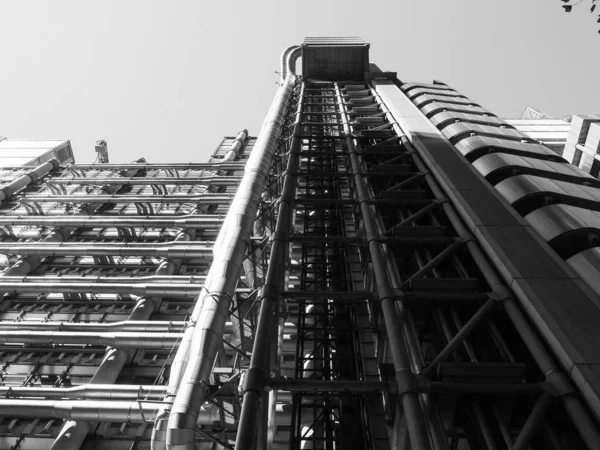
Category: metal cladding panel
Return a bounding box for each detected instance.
[303,36,366,45]
[406,87,464,100]
[474,225,580,279]
[0,139,73,167]
[510,276,600,364]
[473,153,596,183]
[495,174,600,206]
[302,37,369,81]
[412,94,477,108]
[567,248,600,297]
[454,135,562,162]
[420,101,490,117]
[401,81,449,91]
[585,122,600,153]
[442,123,524,143]
[430,111,503,129]
[525,204,600,242]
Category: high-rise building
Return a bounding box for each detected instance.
[505,108,571,157]
[0,37,599,450]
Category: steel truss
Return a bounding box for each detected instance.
[237,79,600,450]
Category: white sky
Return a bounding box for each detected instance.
[0,0,598,164]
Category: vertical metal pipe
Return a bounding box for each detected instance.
[235,81,304,450]
[162,47,301,450]
[334,83,431,450]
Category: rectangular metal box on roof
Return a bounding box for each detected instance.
[0,139,74,167]
[302,37,370,81]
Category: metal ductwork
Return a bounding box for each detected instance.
[0,384,166,400]
[0,158,59,202]
[67,162,244,171]
[49,241,182,450]
[0,275,204,298]
[23,193,234,204]
[0,214,224,229]
[236,70,304,449]
[0,400,219,425]
[47,176,242,186]
[0,330,180,349]
[0,320,186,333]
[223,129,249,161]
[153,45,301,450]
[0,241,213,258]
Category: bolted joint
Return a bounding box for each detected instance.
[242,367,265,395]
[455,229,475,245]
[260,282,280,301]
[545,370,577,398]
[489,284,513,302]
[270,231,289,244]
[395,369,419,396]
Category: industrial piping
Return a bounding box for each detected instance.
[0,320,186,332]
[68,163,244,170]
[155,46,301,450]
[0,330,181,349]
[0,281,204,298]
[334,83,432,450]
[223,129,249,161]
[23,193,234,204]
[0,384,166,400]
[0,241,213,258]
[0,400,219,425]
[0,158,59,202]
[49,241,186,450]
[235,78,304,449]
[0,214,224,229]
[48,176,242,186]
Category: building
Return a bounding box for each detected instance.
[505,107,571,157]
[562,114,600,177]
[0,37,599,450]
[0,138,74,167]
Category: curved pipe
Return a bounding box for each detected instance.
[280,45,297,79]
[158,45,301,450]
[0,158,59,202]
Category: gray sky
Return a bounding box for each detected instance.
[0,0,598,164]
